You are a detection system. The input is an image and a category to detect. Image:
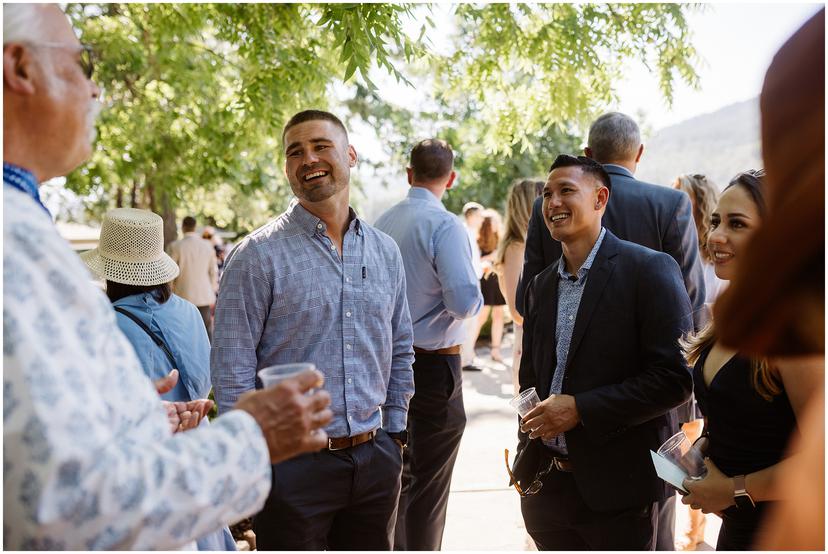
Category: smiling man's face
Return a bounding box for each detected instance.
[542,165,606,244]
[283,119,357,203]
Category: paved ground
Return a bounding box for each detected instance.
[441,330,722,551]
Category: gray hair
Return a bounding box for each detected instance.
[587,112,641,163]
[3,4,49,45]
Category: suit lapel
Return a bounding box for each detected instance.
[566,235,618,371]
[536,263,559,398]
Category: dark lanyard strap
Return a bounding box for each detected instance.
[114,306,177,369]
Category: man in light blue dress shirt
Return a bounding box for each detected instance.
[375,139,483,550]
[212,110,415,550]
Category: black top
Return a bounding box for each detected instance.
[693,346,798,477]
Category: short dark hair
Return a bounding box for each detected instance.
[587,112,641,163]
[410,139,454,182]
[106,280,172,304]
[725,169,766,217]
[282,110,348,145]
[549,154,612,191]
[182,216,196,231]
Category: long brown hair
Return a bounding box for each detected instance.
[495,179,544,267]
[674,174,719,263]
[680,169,781,400]
[477,209,502,254]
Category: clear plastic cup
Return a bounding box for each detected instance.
[657,430,707,479]
[509,387,541,417]
[258,362,316,388]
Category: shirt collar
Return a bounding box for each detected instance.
[407,186,445,208]
[286,198,363,237]
[3,162,51,217]
[559,227,607,281]
[602,163,634,179]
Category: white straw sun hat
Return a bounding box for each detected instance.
[80,208,180,286]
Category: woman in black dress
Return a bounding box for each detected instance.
[679,171,817,550]
[473,209,506,362]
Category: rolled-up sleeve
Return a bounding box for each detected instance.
[211,241,272,415]
[381,247,415,433]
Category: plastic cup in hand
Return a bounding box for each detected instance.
[258,363,316,389]
[657,430,707,479]
[510,387,541,417]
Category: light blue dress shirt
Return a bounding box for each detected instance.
[546,227,606,454]
[374,187,483,350]
[211,199,415,436]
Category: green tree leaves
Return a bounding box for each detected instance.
[63,3,699,237]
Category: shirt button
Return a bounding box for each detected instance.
[346,311,351,318]
[346,277,351,283]
[346,344,352,350]
[330,244,336,250]
[317,223,323,230]
[348,378,353,384]
[569,315,574,321]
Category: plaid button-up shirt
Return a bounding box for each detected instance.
[211,199,415,436]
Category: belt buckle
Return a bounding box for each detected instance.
[328,437,350,451]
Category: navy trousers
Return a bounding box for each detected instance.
[521,469,659,550]
[253,429,403,550]
[394,352,466,551]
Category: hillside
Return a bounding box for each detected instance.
[637,99,763,191]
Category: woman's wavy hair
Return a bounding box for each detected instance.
[495,179,544,268]
[680,169,781,400]
[674,174,719,263]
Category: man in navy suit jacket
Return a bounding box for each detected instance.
[516,155,693,550]
[515,112,706,329]
[516,113,705,550]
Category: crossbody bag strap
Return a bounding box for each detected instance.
[113,306,177,369]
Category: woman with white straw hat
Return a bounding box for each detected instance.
[81,208,236,551]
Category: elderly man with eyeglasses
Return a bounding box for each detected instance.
[3,4,333,549]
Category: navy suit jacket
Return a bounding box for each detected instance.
[518,230,693,511]
[515,164,706,329]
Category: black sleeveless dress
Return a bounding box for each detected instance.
[693,347,798,550]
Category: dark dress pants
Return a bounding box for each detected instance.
[394,352,466,551]
[520,468,658,550]
[253,429,403,550]
[197,305,213,343]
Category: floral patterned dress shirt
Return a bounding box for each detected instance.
[3,186,271,550]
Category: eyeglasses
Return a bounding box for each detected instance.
[504,448,553,497]
[29,42,95,79]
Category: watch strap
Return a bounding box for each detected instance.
[733,474,756,508]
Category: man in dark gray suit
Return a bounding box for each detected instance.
[515,112,706,550]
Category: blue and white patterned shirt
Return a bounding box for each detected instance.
[211,199,415,436]
[546,227,607,453]
[374,187,483,349]
[3,185,271,550]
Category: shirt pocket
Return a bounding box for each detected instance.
[361,263,396,327]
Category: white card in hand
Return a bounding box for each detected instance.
[650,450,689,493]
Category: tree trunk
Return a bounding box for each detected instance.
[160,189,178,248]
[130,181,138,208]
[115,186,123,208]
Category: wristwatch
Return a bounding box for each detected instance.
[733,474,756,509]
[388,430,408,448]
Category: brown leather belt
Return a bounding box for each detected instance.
[413,345,461,355]
[327,430,376,451]
[551,457,574,472]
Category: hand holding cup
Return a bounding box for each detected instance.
[235,368,332,463]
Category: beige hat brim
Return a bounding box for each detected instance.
[80,248,180,287]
